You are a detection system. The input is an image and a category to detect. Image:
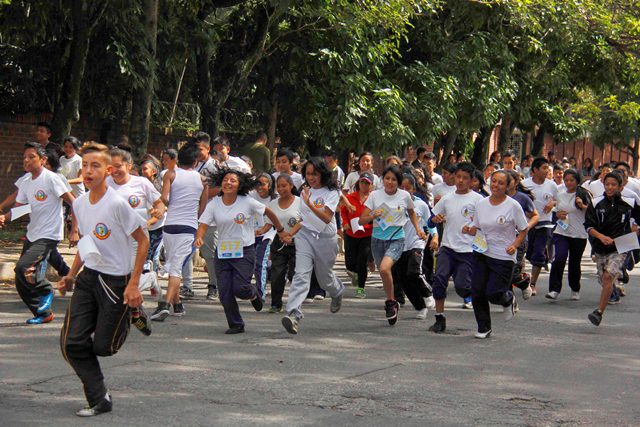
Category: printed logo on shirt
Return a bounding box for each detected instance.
[93,223,111,240]
[288,217,298,227]
[461,205,474,219]
[312,197,325,209]
[543,193,552,201]
[128,195,141,208]
[496,215,506,225]
[34,190,48,201]
[234,213,247,225]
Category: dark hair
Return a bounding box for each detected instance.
[213,135,230,147]
[531,157,548,172]
[563,169,591,206]
[255,172,276,199]
[553,162,563,172]
[442,163,456,174]
[177,143,199,167]
[416,146,427,157]
[354,152,374,172]
[503,150,515,158]
[195,131,211,145]
[62,136,82,151]
[110,147,133,164]
[381,165,403,185]
[402,173,417,191]
[615,161,632,172]
[276,149,294,162]
[213,169,255,196]
[140,156,161,176]
[473,169,490,197]
[301,157,338,190]
[24,141,46,158]
[324,150,338,159]
[583,158,593,168]
[489,151,501,162]
[275,173,300,196]
[44,148,61,171]
[604,171,623,186]
[162,148,178,160]
[36,121,52,134]
[491,170,512,187]
[255,130,267,142]
[455,161,475,178]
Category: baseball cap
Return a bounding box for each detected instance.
[359,172,374,183]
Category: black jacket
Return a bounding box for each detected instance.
[584,193,640,255]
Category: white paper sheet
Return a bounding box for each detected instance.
[614,232,640,254]
[350,217,365,233]
[10,204,31,221]
[471,231,488,253]
[78,235,102,264]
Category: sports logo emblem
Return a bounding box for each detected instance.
[128,195,140,208]
[93,223,111,240]
[312,197,325,208]
[288,217,298,227]
[34,190,47,201]
[496,216,506,225]
[461,205,474,218]
[234,213,247,224]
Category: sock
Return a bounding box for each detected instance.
[435,312,445,317]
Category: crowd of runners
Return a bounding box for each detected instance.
[1,122,637,416]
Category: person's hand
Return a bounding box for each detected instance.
[429,235,439,251]
[346,202,356,213]
[194,237,204,248]
[343,223,351,232]
[575,197,588,210]
[68,229,79,247]
[556,210,568,220]
[633,224,639,234]
[301,186,311,205]
[0,214,5,228]
[372,209,383,219]
[543,201,555,214]
[506,245,517,255]
[462,225,472,235]
[57,275,75,296]
[149,206,166,219]
[599,235,614,246]
[124,281,143,307]
[278,230,292,243]
[431,214,445,224]
[417,230,427,241]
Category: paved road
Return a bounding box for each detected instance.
[0,247,639,426]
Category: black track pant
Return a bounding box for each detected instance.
[15,238,58,316]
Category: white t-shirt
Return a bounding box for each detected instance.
[432,190,484,253]
[14,172,30,190]
[554,192,587,239]
[60,153,85,197]
[624,178,640,197]
[403,197,430,251]
[364,189,414,239]
[472,197,528,262]
[273,171,304,189]
[249,191,276,241]
[219,156,251,174]
[343,171,380,193]
[522,178,558,227]
[556,182,566,193]
[267,197,301,234]
[432,183,455,203]
[16,169,69,242]
[107,175,161,227]
[300,187,340,234]
[199,195,265,247]
[73,187,145,275]
[429,172,443,185]
[330,165,345,187]
[583,179,604,198]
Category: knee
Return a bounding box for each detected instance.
[93,342,116,357]
[432,285,447,300]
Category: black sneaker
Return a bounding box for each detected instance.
[206,287,218,300]
[225,324,245,334]
[76,394,113,417]
[251,296,263,312]
[588,309,602,326]
[179,288,195,299]
[150,302,171,321]
[281,316,299,334]
[385,300,399,325]
[172,302,186,317]
[131,307,152,336]
[429,314,446,333]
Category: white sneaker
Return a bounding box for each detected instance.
[522,285,533,300]
[415,308,428,319]
[424,296,436,310]
[570,291,580,301]
[313,295,325,301]
[545,291,559,300]
[303,298,314,304]
[474,329,492,339]
[503,299,517,321]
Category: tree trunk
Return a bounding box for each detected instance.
[632,127,639,175]
[531,125,546,157]
[267,96,278,167]
[129,0,159,160]
[497,113,513,153]
[471,127,491,169]
[51,0,104,141]
[439,130,458,167]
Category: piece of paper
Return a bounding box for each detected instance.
[374,203,394,230]
[78,235,102,264]
[614,232,640,254]
[350,217,365,233]
[471,232,488,253]
[10,204,31,221]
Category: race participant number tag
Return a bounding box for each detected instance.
[217,240,243,259]
[374,203,394,231]
[471,232,488,253]
[556,218,569,231]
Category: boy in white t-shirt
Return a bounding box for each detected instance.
[273,149,304,188]
[0,142,77,324]
[58,142,149,417]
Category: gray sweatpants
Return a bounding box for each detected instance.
[286,228,344,320]
[199,226,218,288]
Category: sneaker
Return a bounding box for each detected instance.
[281,316,299,334]
[385,300,399,325]
[425,296,436,310]
[474,329,492,339]
[206,288,218,300]
[350,272,358,287]
[570,291,580,301]
[503,298,516,321]
[608,294,621,305]
[429,314,446,333]
[588,309,602,326]
[26,313,54,325]
[530,285,537,296]
[251,296,263,312]
[268,305,283,313]
[36,291,54,314]
[131,307,152,336]
[462,297,473,309]
[616,284,627,297]
[330,294,342,313]
[303,298,314,304]
[76,394,112,417]
[179,288,195,299]
[415,308,428,320]
[355,288,366,298]
[150,302,171,321]
[522,285,533,300]
[545,291,559,300]
[225,324,245,334]
[172,302,186,317]
[313,294,325,301]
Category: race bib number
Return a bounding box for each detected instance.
[374,204,394,231]
[471,232,488,253]
[556,218,569,231]
[217,240,243,259]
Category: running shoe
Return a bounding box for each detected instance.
[522,284,533,300]
[179,288,195,299]
[225,325,245,334]
[545,291,559,300]
[385,300,399,325]
[303,298,314,304]
[313,294,325,301]
[570,291,580,301]
[26,313,54,325]
[425,296,436,310]
[608,294,621,305]
[76,394,112,417]
[355,288,366,298]
[588,309,602,326]
[268,305,282,313]
[206,287,218,301]
[172,302,186,317]
[616,284,626,297]
[281,316,299,334]
[131,307,152,336]
[415,308,428,320]
[530,285,537,296]
[462,297,473,309]
[474,329,492,339]
[429,314,446,333]
[330,294,342,313]
[150,302,171,321]
[36,291,54,314]
[251,296,263,312]
[503,298,516,321]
